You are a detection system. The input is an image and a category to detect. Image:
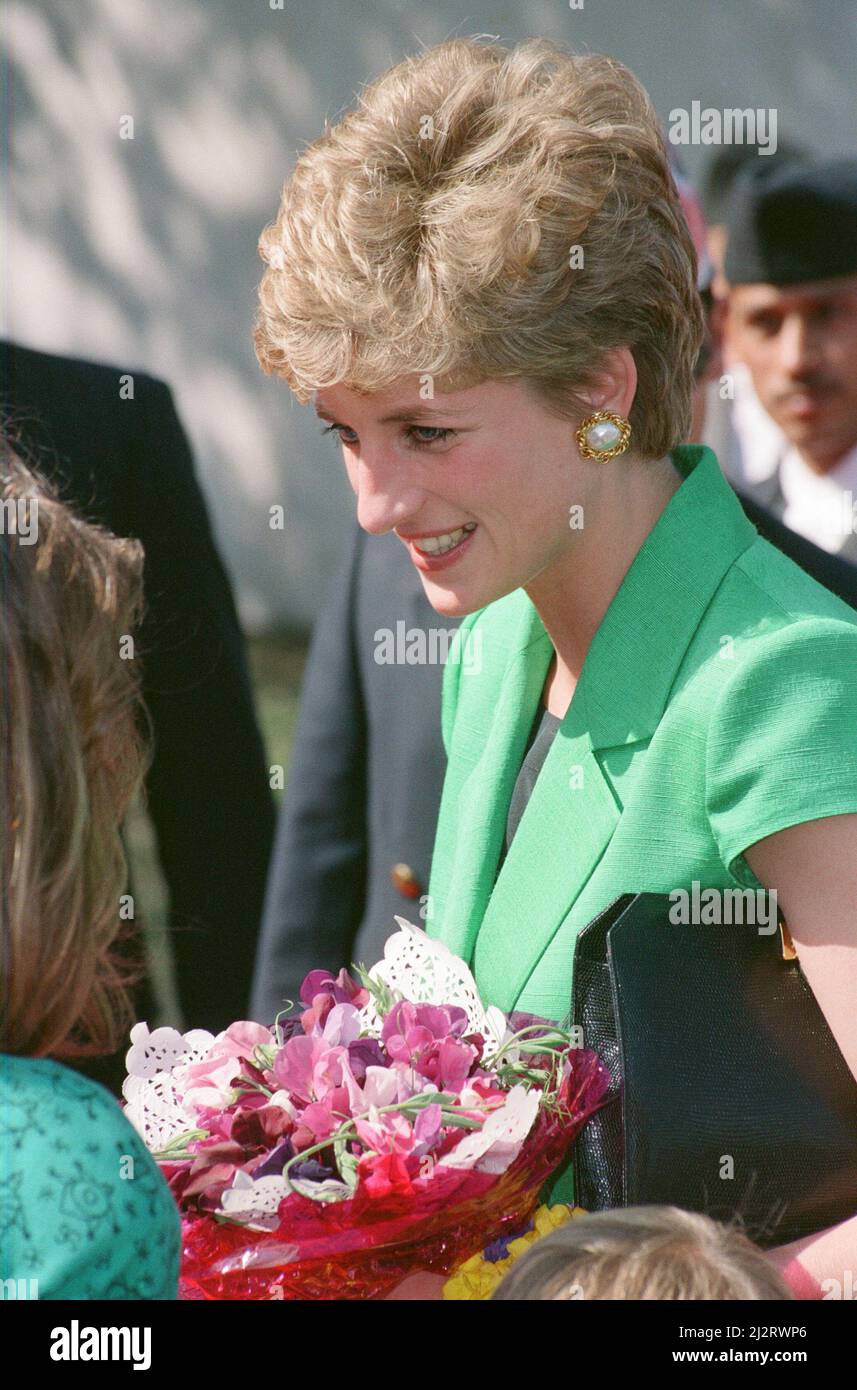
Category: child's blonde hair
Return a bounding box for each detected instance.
[491,1206,794,1300]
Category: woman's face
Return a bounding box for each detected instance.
[314,375,594,617]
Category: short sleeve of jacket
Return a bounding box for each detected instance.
[705,617,857,881]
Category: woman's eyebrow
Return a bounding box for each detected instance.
[314,403,470,423]
[378,404,471,423]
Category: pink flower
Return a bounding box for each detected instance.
[289,1091,349,1152]
[351,1108,422,1199]
[188,1022,274,1077]
[311,1044,350,1101]
[222,1021,275,1052]
[300,1102,340,1143]
[272,1035,325,1104]
[418,1038,479,1093]
[299,969,369,1033]
[360,1063,405,1108]
[358,1150,418,1200]
[316,1003,363,1048]
[353,1108,416,1157]
[194,1105,235,1141]
[272,1006,363,1104]
[413,1102,444,1157]
[180,1021,275,1109]
[381,1002,478,1093]
[459,1077,508,1111]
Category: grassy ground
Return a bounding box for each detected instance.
[126,632,308,1024]
[246,633,310,795]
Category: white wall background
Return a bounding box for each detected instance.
[5,0,856,629]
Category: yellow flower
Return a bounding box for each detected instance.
[442,1205,587,1300]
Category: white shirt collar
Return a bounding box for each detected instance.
[780,440,857,554]
[726,363,787,486]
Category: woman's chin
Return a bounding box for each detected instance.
[420,575,510,618]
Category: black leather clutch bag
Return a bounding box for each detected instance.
[570,892,857,1248]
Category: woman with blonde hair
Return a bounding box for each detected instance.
[255,36,857,1295]
[0,448,179,1298]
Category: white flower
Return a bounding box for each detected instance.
[438,1085,541,1174]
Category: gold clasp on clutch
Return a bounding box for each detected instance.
[778,915,798,961]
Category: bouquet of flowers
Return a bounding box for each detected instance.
[123,920,609,1299]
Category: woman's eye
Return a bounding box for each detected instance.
[408,426,454,445]
[320,423,454,447]
[320,423,358,444]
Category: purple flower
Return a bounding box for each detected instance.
[287,1157,337,1185]
[346,1037,387,1082]
[484,1217,535,1263]
[273,1015,305,1042]
[298,968,360,1006]
[251,1137,295,1179]
[507,1011,555,1040]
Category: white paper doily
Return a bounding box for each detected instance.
[357,918,509,1059]
[122,1022,215,1151]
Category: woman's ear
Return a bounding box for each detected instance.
[583,346,638,419]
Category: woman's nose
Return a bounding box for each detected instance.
[351,454,424,536]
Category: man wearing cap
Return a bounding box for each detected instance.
[716,158,857,561]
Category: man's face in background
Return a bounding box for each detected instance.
[724,274,857,472]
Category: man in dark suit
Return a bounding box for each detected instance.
[1,340,276,1084]
[250,480,857,1027]
[250,524,458,1020]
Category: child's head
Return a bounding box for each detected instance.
[491,1206,794,1300]
[1,444,148,1059]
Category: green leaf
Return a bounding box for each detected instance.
[353,961,398,1018]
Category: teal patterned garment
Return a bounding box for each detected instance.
[0,1055,180,1299]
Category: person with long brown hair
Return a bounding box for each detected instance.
[0,445,179,1298]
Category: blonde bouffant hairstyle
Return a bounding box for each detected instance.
[255,36,705,459]
[1,445,148,1059]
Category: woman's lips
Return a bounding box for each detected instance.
[404,524,478,572]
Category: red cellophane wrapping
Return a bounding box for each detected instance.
[164,1048,609,1300]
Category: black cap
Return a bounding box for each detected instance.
[724,157,857,287]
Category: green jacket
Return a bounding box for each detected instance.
[426,444,857,1203]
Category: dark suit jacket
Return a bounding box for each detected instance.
[1,342,275,1070]
[250,481,857,1025]
[250,525,459,1020]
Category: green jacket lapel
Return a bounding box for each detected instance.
[472,693,623,1011]
[429,447,759,1010]
[426,593,553,963]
